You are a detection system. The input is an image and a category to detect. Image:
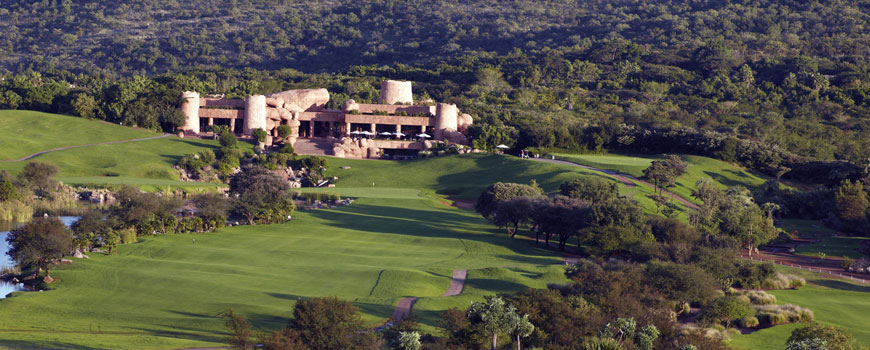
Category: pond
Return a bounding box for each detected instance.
[0,216,79,299]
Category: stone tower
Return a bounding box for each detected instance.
[434,103,459,140]
[244,95,267,135]
[180,91,200,134]
[379,80,413,105]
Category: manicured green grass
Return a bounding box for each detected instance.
[729,266,870,350]
[0,187,569,349]
[0,110,157,160]
[795,236,870,259]
[553,153,769,204]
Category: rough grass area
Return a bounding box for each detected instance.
[553,153,769,204]
[729,266,870,350]
[0,188,567,349]
[0,110,157,160]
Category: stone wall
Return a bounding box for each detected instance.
[379,80,413,105]
[200,98,245,108]
[181,91,200,133]
[199,108,244,119]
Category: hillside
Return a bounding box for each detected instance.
[0,110,157,160]
[0,111,236,191]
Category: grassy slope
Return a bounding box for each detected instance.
[553,153,769,204]
[0,156,591,349]
[730,266,870,349]
[0,110,156,160]
[0,111,253,192]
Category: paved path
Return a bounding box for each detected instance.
[391,297,419,321]
[442,269,467,296]
[0,134,171,162]
[528,158,700,210]
[743,251,870,283]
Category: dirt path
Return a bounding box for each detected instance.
[528,158,700,210]
[391,297,419,321]
[442,270,467,296]
[0,134,171,162]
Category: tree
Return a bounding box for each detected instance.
[699,296,753,327]
[786,338,829,350]
[290,297,375,350]
[6,217,72,280]
[467,296,521,350]
[398,331,421,350]
[475,182,543,219]
[510,313,534,350]
[230,166,294,224]
[559,177,619,202]
[0,173,19,201]
[72,93,98,119]
[835,180,868,228]
[193,192,230,222]
[491,196,539,237]
[642,155,688,195]
[221,309,254,350]
[17,162,58,197]
[788,324,860,350]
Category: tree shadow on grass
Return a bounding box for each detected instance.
[0,340,106,350]
[464,278,533,295]
[812,279,870,292]
[306,203,561,265]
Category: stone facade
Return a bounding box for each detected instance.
[179,80,473,158]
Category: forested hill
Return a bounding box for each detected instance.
[1,0,868,74]
[2,0,870,174]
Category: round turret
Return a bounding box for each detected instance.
[180,91,200,134]
[244,95,267,135]
[434,103,459,140]
[379,80,413,105]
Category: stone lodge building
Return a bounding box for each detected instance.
[179,80,473,158]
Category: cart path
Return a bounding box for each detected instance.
[442,269,467,296]
[1,134,171,162]
[528,158,700,210]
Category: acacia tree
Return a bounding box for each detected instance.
[6,217,72,280]
[475,182,543,219]
[16,162,58,198]
[230,166,294,224]
[642,154,688,195]
[492,196,539,237]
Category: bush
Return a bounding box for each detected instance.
[841,257,855,271]
[738,316,759,328]
[279,143,295,155]
[741,290,777,305]
[699,296,754,327]
[277,125,292,139]
[119,227,137,244]
[762,273,806,289]
[252,128,267,143]
[219,131,238,148]
[756,304,814,325]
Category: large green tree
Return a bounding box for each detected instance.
[6,217,72,280]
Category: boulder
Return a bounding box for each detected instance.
[265,97,285,109]
[458,113,474,132]
[266,88,330,112]
[342,99,359,113]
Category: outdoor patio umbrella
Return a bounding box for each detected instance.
[496,144,510,149]
[417,133,431,138]
[379,132,394,136]
[392,132,406,137]
[350,131,360,135]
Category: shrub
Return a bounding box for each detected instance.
[738,316,759,328]
[788,323,861,350]
[841,257,855,271]
[742,290,777,305]
[756,304,814,325]
[279,143,295,155]
[762,273,806,289]
[699,296,754,327]
[252,128,267,143]
[119,227,137,244]
[219,130,238,148]
[277,125,292,139]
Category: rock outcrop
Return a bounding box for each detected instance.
[332,137,380,158]
[266,88,330,112]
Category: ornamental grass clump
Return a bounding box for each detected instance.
[761,273,806,289]
[756,304,814,326]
